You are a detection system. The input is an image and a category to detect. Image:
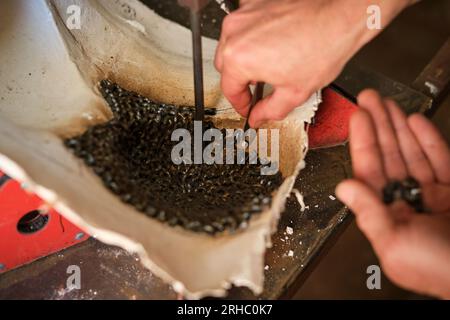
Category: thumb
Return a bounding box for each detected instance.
[336,179,396,251]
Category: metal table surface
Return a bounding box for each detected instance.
[0,0,446,300]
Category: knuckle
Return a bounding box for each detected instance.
[222,43,236,60]
[222,15,236,33]
[271,109,289,121]
[286,93,302,106]
[293,90,310,105]
[290,86,314,105]
[222,38,240,61]
[222,40,248,69]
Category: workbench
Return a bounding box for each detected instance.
[0,0,448,300]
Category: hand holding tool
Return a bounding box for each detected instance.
[244,82,265,131]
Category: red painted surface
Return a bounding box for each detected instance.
[0,170,89,273]
[308,87,358,149]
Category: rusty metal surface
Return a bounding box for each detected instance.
[0,238,178,300]
[335,62,433,115]
[411,38,450,114]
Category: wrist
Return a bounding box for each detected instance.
[329,0,415,57]
[362,0,414,39]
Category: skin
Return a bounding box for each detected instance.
[215,0,449,297]
[215,0,417,127]
[336,89,450,299]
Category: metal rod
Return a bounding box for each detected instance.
[190,8,205,121]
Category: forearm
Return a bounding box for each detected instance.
[328,0,418,58]
[362,0,417,35]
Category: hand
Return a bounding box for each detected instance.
[336,89,450,299]
[215,0,414,127]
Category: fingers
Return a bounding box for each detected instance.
[216,13,256,115]
[220,69,252,117]
[215,14,244,72]
[386,100,435,184]
[408,114,450,184]
[351,93,450,215]
[247,87,309,128]
[215,12,255,72]
[214,39,225,72]
[336,179,396,251]
[357,90,408,180]
[349,109,386,191]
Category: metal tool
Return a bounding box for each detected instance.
[178,0,210,121]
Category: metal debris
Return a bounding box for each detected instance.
[292,188,306,212]
[64,80,283,235]
[286,226,293,235]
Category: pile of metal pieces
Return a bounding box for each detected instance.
[65,80,282,235]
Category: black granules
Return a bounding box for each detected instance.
[383,177,425,213]
[64,80,282,234]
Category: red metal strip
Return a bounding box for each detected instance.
[0,170,89,273]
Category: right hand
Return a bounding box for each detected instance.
[215,0,414,127]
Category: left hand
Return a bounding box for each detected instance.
[336,89,450,299]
